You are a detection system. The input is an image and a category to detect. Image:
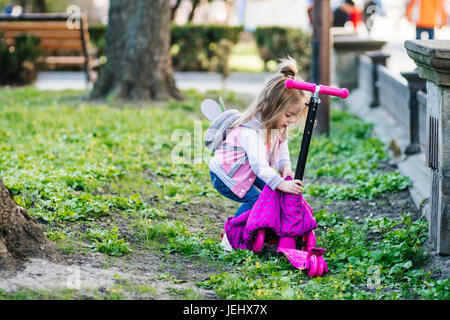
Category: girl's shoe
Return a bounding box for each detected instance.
[220,232,232,252]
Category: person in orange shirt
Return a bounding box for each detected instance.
[406,0,448,39]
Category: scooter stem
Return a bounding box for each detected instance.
[285,79,349,180]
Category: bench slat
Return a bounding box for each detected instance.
[38,39,84,50]
[43,56,99,67]
[0,21,77,31]
[44,56,85,65]
[2,30,83,40]
[4,37,83,50]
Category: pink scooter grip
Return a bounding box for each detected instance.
[285,78,349,99]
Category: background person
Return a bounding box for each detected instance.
[406,0,448,39]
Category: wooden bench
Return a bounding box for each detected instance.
[0,13,98,84]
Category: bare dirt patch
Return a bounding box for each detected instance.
[0,198,234,299]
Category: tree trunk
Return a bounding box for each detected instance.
[90,0,184,101]
[171,0,183,21]
[0,177,64,271]
[188,0,200,22]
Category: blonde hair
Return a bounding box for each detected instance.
[230,57,309,149]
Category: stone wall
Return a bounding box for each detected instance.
[357,55,373,103]
[356,54,428,148]
[352,44,450,255]
[377,66,410,131]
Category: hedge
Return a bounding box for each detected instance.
[170,24,243,72]
[88,24,243,72]
[87,24,312,76]
[253,26,312,79]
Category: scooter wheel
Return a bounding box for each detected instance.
[316,256,325,277]
[308,255,318,277]
[252,229,265,253]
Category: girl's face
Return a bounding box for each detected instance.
[277,102,302,130]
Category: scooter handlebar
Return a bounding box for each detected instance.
[285,78,349,99]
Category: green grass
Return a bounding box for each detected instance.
[0,288,81,300]
[229,40,265,72]
[155,210,442,300]
[0,86,446,300]
[85,226,132,256]
[291,108,412,200]
[0,87,221,225]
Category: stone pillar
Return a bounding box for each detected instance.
[405,40,450,255]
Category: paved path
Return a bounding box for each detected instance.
[173,72,271,97]
[34,71,271,97]
[35,71,89,91]
[360,1,450,75]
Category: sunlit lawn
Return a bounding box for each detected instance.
[0,87,447,300]
[229,40,265,72]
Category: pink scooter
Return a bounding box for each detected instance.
[253,229,328,277]
[252,80,348,277]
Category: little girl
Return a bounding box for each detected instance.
[209,57,309,217]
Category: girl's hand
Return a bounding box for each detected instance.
[280,165,295,179]
[277,180,303,195]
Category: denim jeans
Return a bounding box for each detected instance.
[209,170,267,217]
[416,27,434,40]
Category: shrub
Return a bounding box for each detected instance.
[0,32,43,85]
[88,24,243,73]
[253,26,312,79]
[214,38,233,90]
[170,24,243,71]
[88,24,107,57]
